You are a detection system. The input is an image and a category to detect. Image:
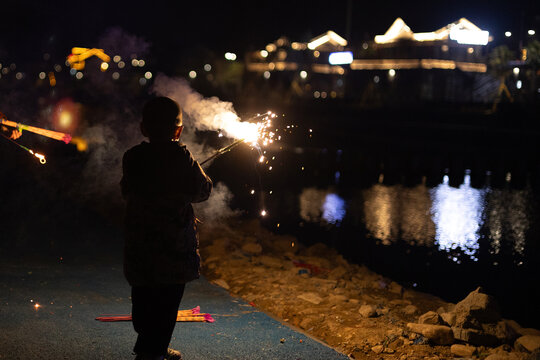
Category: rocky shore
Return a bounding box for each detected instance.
[199,219,540,359]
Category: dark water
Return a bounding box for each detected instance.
[211,103,540,328]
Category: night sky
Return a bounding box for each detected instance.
[1,0,538,71]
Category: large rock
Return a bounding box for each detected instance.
[441,312,456,327]
[241,242,263,255]
[450,344,476,357]
[484,353,521,360]
[406,323,454,345]
[403,305,419,315]
[515,335,540,353]
[482,320,520,344]
[359,304,377,318]
[454,287,501,328]
[419,311,443,325]
[452,327,499,346]
[297,292,324,305]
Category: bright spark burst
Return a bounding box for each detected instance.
[220,111,277,147]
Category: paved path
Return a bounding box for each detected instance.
[0,256,349,360]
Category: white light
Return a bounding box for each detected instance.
[513,67,520,76]
[374,75,380,83]
[75,72,83,80]
[261,210,267,217]
[118,61,125,69]
[15,72,23,80]
[204,64,212,71]
[189,71,197,79]
[328,51,353,65]
[362,43,368,50]
[449,28,489,45]
[314,91,320,98]
[131,59,139,67]
[528,30,536,36]
[112,72,120,80]
[139,78,147,86]
[54,64,62,72]
[39,72,46,80]
[100,62,109,71]
[224,52,237,61]
[300,70,307,79]
[322,193,346,224]
[138,59,145,67]
[388,69,396,77]
[517,80,522,89]
[144,71,152,79]
[263,71,270,79]
[505,31,512,37]
[260,50,268,58]
[430,175,485,260]
[113,55,121,63]
[69,68,77,75]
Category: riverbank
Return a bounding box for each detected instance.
[199,218,540,359]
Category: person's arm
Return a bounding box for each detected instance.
[184,148,212,203]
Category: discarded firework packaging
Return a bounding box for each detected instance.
[95,306,214,323]
[292,260,330,276]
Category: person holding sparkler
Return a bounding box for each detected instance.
[121,97,212,360]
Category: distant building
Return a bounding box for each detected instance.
[244,18,498,104]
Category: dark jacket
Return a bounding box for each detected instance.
[121,141,212,286]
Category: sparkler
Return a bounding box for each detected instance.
[0,118,72,143]
[0,132,46,164]
[200,111,278,166]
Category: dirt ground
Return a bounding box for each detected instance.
[198,218,537,360]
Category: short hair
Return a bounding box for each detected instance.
[142,97,182,138]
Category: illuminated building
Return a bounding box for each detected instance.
[245,18,496,103]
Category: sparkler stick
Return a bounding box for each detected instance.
[0,118,72,144]
[200,138,246,166]
[0,132,46,164]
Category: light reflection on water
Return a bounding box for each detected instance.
[299,172,530,262]
[430,174,483,260]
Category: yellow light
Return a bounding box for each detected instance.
[313,51,320,58]
[113,55,121,62]
[131,59,139,66]
[59,111,72,128]
[144,71,152,79]
[189,71,197,79]
[100,62,109,71]
[34,303,40,309]
[70,137,88,152]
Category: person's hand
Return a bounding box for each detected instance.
[9,129,22,140]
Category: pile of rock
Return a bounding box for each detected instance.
[406,287,540,358]
[198,219,540,359]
